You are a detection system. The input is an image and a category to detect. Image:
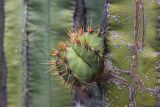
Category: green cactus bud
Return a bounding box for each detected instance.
[51,29,104,84]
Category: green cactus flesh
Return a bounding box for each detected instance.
[4,0,24,106]
[52,31,104,83]
[107,0,159,106]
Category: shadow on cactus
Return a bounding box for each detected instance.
[50,28,104,85]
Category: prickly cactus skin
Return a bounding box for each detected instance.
[51,29,104,84]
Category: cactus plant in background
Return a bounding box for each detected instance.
[0,0,160,107]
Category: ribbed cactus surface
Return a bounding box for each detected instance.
[107,0,160,106]
[1,0,105,107]
[0,0,160,107]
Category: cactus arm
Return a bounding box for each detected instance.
[0,0,7,106]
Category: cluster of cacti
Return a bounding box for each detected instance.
[1,0,160,107]
[50,28,104,84]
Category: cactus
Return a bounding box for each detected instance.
[1,0,160,107]
[51,0,160,106]
[51,28,104,84]
[3,0,74,107]
[106,0,160,106]
[4,0,24,106]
